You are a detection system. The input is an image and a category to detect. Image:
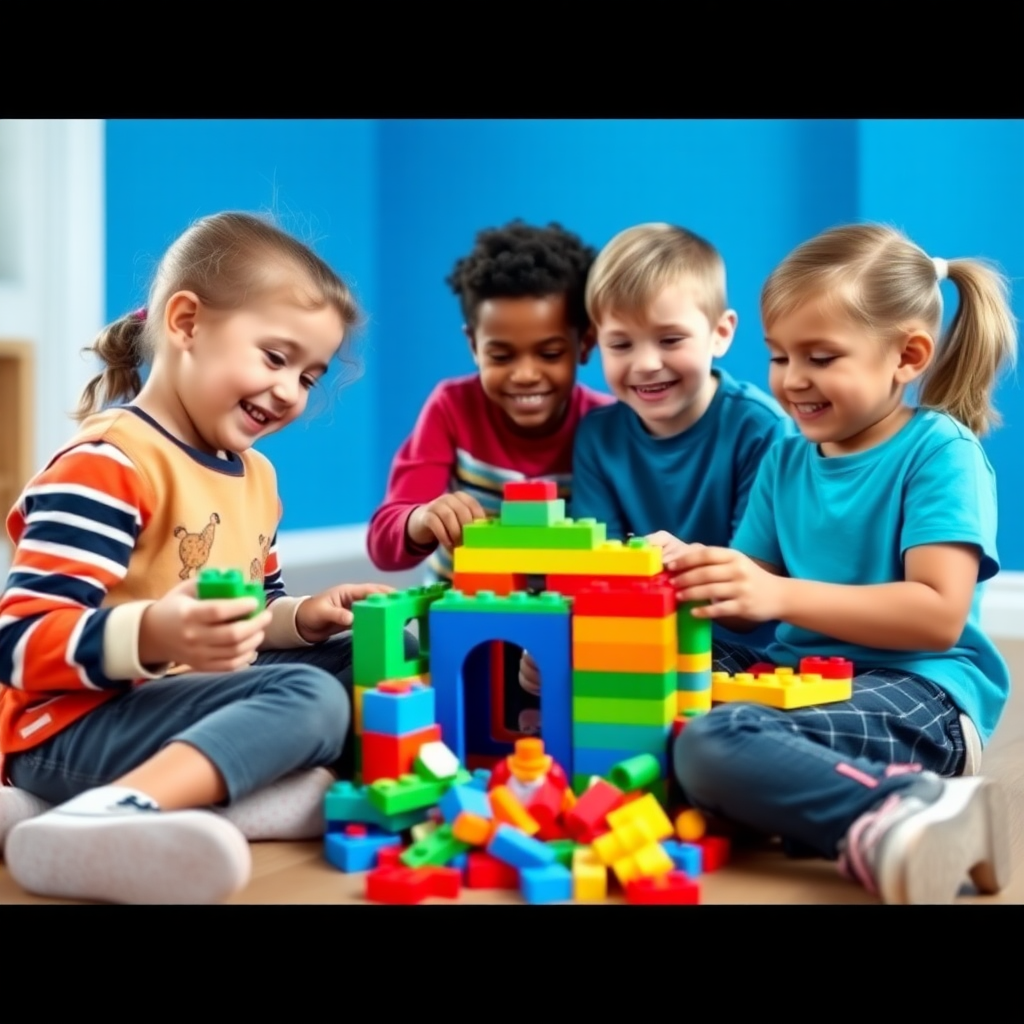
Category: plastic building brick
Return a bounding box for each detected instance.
[361,681,435,736]
[572,639,675,674]
[525,780,567,841]
[324,825,403,873]
[414,741,461,781]
[352,584,447,686]
[451,571,529,595]
[676,690,712,714]
[520,863,573,904]
[607,793,674,841]
[711,670,852,709]
[609,754,662,792]
[677,600,712,654]
[677,652,712,672]
[430,590,570,615]
[799,656,855,679]
[544,572,664,598]
[572,669,677,701]
[662,840,703,877]
[545,839,583,868]
[376,844,407,869]
[573,694,677,727]
[571,579,676,618]
[324,780,429,833]
[365,865,461,904]
[503,480,558,501]
[487,823,558,870]
[439,783,493,825]
[462,519,607,551]
[453,538,662,577]
[464,851,520,890]
[366,768,472,817]
[400,823,472,868]
[500,499,567,527]
[625,871,700,905]
[573,614,676,646]
[361,724,442,784]
[489,785,540,836]
[573,747,668,782]
[697,835,731,872]
[563,779,625,842]
[197,568,266,615]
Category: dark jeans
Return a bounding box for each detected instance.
[673,639,968,859]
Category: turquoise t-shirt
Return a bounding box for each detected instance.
[572,369,793,646]
[732,408,1009,743]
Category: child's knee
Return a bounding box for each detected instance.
[672,712,731,797]
[291,666,351,748]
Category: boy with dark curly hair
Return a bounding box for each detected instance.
[367,220,612,733]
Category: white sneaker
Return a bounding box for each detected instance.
[6,786,251,904]
[217,768,335,840]
[0,787,52,854]
[837,772,1010,904]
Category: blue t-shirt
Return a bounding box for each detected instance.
[733,408,1009,742]
[571,368,794,647]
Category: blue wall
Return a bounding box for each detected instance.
[105,119,1024,569]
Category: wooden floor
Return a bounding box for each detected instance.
[3,640,1023,905]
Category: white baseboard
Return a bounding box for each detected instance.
[278,526,1024,643]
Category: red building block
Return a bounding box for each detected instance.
[563,779,625,842]
[698,835,731,872]
[365,865,461,904]
[545,572,669,599]
[361,724,442,784]
[625,871,700,905]
[572,579,677,618]
[527,780,569,841]
[746,662,777,676]
[465,851,520,890]
[504,480,557,501]
[376,845,406,868]
[799,656,855,680]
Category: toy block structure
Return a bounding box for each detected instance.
[710,657,853,709]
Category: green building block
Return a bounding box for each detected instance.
[573,721,672,752]
[571,774,669,807]
[197,568,266,616]
[678,600,712,654]
[572,695,676,727]
[461,519,606,551]
[500,499,566,527]
[366,769,472,817]
[571,669,677,700]
[323,781,429,833]
[352,584,448,686]
[430,590,570,615]
[544,839,584,868]
[609,754,661,792]
[399,823,471,868]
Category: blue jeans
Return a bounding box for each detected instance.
[673,639,969,859]
[6,630,418,806]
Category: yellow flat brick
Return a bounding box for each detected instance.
[453,542,661,577]
[677,689,712,713]
[711,671,852,709]
[677,651,712,672]
[573,615,676,646]
[573,639,675,673]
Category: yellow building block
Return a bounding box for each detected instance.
[573,639,676,674]
[573,614,676,646]
[354,685,368,734]
[572,848,608,901]
[677,689,712,713]
[607,793,674,842]
[609,843,675,885]
[452,540,662,577]
[677,651,712,672]
[711,671,852,709]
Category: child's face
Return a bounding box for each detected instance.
[596,278,734,437]
[468,294,590,436]
[764,297,925,455]
[171,289,344,455]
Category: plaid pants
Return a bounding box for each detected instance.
[673,639,969,858]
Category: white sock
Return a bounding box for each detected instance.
[218,768,335,841]
[5,784,251,904]
[0,787,53,853]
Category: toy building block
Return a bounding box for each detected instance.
[361,724,442,784]
[545,572,663,598]
[462,518,607,551]
[520,862,573,904]
[324,824,403,873]
[464,851,520,890]
[440,784,494,844]
[573,694,677,727]
[489,785,540,836]
[365,865,461,904]
[451,571,529,595]
[711,669,852,709]
[400,823,472,869]
[453,537,662,577]
[324,780,429,833]
[563,779,625,842]
[573,747,668,782]
[662,840,703,877]
[504,480,558,501]
[677,652,712,672]
[572,639,676,674]
[362,680,435,736]
[799,656,854,679]
[352,584,447,686]
[697,835,731,872]
[573,614,676,646]
[625,871,700,905]
[571,578,676,618]
[677,600,712,653]
[487,823,558,870]
[545,839,583,868]
[414,741,461,781]
[500,499,567,527]
[572,669,676,701]
[607,793,674,841]
[572,847,608,901]
[524,781,567,841]
[430,590,570,615]
[609,754,662,793]
[197,568,266,615]
[376,844,407,869]
[367,768,473,817]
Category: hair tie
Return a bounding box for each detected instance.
[931,257,948,282]
[131,307,148,322]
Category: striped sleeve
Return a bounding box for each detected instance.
[263,530,287,604]
[0,441,150,694]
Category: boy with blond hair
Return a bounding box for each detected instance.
[522,223,792,701]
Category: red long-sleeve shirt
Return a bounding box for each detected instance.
[367,375,613,581]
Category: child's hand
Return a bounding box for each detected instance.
[140,579,272,672]
[519,650,540,696]
[666,544,782,622]
[296,583,396,643]
[645,530,690,567]
[407,492,487,550]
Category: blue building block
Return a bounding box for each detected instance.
[487,823,558,870]
[439,783,493,825]
[662,840,703,877]
[520,863,573,904]
[468,769,492,791]
[677,670,713,692]
[430,603,572,776]
[572,747,669,779]
[362,682,436,737]
[324,829,402,873]
[324,780,430,833]
[449,851,469,872]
